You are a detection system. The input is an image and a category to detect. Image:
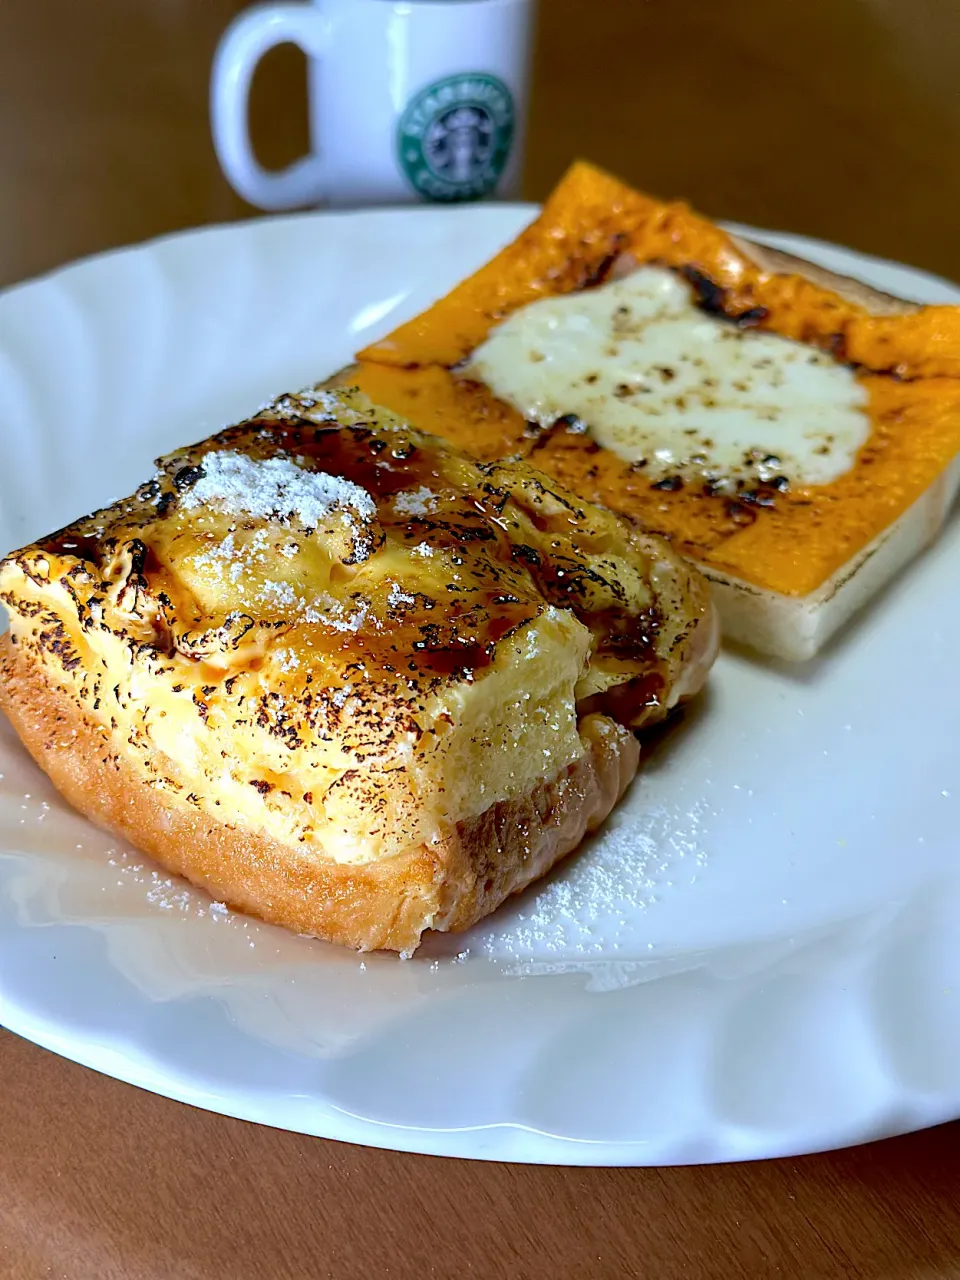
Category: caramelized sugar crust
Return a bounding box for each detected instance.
[352,162,960,598]
[0,389,716,876]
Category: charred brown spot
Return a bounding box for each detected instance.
[581,234,628,288]
[174,465,204,493]
[510,543,542,568]
[679,266,769,328]
[725,499,757,526]
[681,265,727,315]
[740,488,777,509]
[733,307,769,329]
[827,332,849,361]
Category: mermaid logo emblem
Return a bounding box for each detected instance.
[397,73,515,202]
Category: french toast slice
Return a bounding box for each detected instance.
[344,162,960,660]
[0,388,716,952]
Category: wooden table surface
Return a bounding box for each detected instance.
[2,1,960,1276]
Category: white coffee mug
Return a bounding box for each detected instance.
[211,0,535,210]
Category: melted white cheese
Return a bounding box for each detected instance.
[465,266,870,488]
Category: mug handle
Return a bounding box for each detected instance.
[210,3,328,210]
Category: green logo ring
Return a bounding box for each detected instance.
[397,72,515,203]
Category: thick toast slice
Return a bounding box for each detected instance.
[341,162,960,660]
[0,387,716,952]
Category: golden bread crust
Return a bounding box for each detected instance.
[0,385,715,950]
[346,162,960,625]
[726,234,918,316]
[0,637,638,952]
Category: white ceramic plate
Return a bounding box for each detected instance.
[1,206,959,1166]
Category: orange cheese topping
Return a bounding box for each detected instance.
[354,161,960,598]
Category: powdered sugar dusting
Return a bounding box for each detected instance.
[274,647,300,673]
[331,683,353,708]
[104,850,223,919]
[261,580,297,608]
[190,529,371,635]
[181,450,375,527]
[103,850,259,935]
[387,582,416,609]
[193,531,251,583]
[303,592,369,633]
[266,387,375,426]
[393,486,439,517]
[459,796,712,963]
[298,388,351,416]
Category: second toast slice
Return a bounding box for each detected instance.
[344,162,960,660]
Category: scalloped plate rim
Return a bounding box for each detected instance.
[1,204,959,1165]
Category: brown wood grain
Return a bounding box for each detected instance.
[2,1028,960,1280]
[2,0,959,288]
[2,1,960,1276]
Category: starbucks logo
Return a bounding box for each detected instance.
[397,73,515,202]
